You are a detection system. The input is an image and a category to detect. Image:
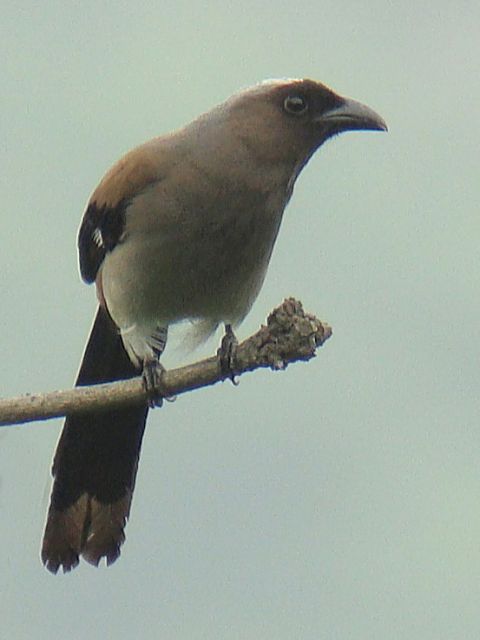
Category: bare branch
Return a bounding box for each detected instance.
[0,299,332,427]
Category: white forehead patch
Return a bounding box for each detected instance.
[258,77,302,87]
[227,78,304,103]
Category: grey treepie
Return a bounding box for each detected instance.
[41,78,386,573]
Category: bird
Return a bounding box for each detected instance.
[41,78,387,573]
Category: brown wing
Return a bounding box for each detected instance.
[78,142,163,283]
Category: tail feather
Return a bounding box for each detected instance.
[41,306,148,573]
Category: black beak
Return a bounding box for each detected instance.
[316,96,387,133]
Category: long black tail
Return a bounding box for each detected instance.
[41,306,148,573]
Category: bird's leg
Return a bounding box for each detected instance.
[142,326,168,408]
[142,359,166,408]
[217,323,239,385]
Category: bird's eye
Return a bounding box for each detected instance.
[283,94,308,116]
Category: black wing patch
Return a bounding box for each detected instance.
[78,200,128,283]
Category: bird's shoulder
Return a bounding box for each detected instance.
[90,140,166,209]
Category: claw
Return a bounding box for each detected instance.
[142,359,166,408]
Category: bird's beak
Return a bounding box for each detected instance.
[317,97,387,133]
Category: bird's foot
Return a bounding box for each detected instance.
[142,359,166,408]
[217,324,239,385]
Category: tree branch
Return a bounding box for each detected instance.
[0,298,332,427]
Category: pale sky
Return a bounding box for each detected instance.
[1,2,480,639]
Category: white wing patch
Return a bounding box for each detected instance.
[92,228,104,248]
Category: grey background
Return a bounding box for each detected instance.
[1,2,479,638]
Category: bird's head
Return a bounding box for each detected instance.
[219,78,387,166]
